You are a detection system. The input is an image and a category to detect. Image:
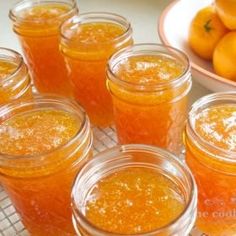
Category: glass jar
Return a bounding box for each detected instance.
[9,0,78,97]
[0,96,93,235]
[72,144,197,236]
[107,44,192,155]
[185,92,236,236]
[0,47,32,105]
[60,12,133,127]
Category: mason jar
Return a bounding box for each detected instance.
[9,0,78,96]
[60,12,133,127]
[185,92,236,236]
[0,95,93,235]
[107,44,192,155]
[72,144,197,236]
[0,47,32,105]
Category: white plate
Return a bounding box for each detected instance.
[158,0,236,92]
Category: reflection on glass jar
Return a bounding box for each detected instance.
[60,12,133,127]
[9,0,78,97]
[0,96,93,235]
[0,47,32,105]
[72,144,197,236]
[107,44,192,155]
[185,92,236,236]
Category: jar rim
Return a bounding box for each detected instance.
[0,47,25,84]
[0,95,90,161]
[187,91,236,162]
[9,0,77,25]
[60,12,132,46]
[107,43,191,92]
[72,144,197,235]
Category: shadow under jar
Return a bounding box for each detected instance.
[60,12,133,127]
[107,44,192,155]
[9,0,78,97]
[0,96,93,235]
[0,47,32,105]
[185,92,236,236]
[72,144,197,236]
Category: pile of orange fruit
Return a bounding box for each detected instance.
[188,0,236,81]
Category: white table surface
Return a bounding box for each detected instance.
[0,0,211,106]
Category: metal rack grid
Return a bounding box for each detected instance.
[0,126,207,236]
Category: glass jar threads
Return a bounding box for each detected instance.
[107,44,192,154]
[60,12,133,126]
[0,95,93,235]
[72,144,197,236]
[9,0,78,96]
[185,92,236,235]
[0,47,32,105]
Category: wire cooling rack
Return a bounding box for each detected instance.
[0,126,207,236]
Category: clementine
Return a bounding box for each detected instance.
[213,31,236,81]
[215,0,236,30]
[188,6,228,60]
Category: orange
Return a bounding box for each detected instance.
[188,6,228,60]
[213,31,236,81]
[215,0,236,30]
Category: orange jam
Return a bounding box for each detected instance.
[0,97,92,235]
[85,167,185,234]
[72,145,197,236]
[0,110,80,155]
[0,48,32,105]
[185,94,236,236]
[0,60,16,78]
[9,0,78,96]
[107,44,191,154]
[60,13,133,127]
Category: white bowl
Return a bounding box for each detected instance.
[158,0,236,92]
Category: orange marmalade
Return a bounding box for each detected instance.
[72,145,197,236]
[9,0,78,97]
[85,168,185,234]
[0,96,92,236]
[107,44,191,154]
[185,92,236,236]
[0,48,32,105]
[60,13,133,127]
[0,61,16,77]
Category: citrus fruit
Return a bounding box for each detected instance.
[215,0,236,30]
[188,6,228,60]
[213,31,236,81]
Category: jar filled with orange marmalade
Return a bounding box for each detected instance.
[9,0,78,97]
[107,44,192,154]
[185,92,236,236]
[72,144,197,236]
[60,13,133,127]
[0,47,32,105]
[0,96,93,235]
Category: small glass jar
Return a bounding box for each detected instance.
[185,92,236,236]
[0,47,32,105]
[72,144,197,236]
[9,0,78,97]
[60,12,133,127]
[0,96,93,235]
[107,44,192,155]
